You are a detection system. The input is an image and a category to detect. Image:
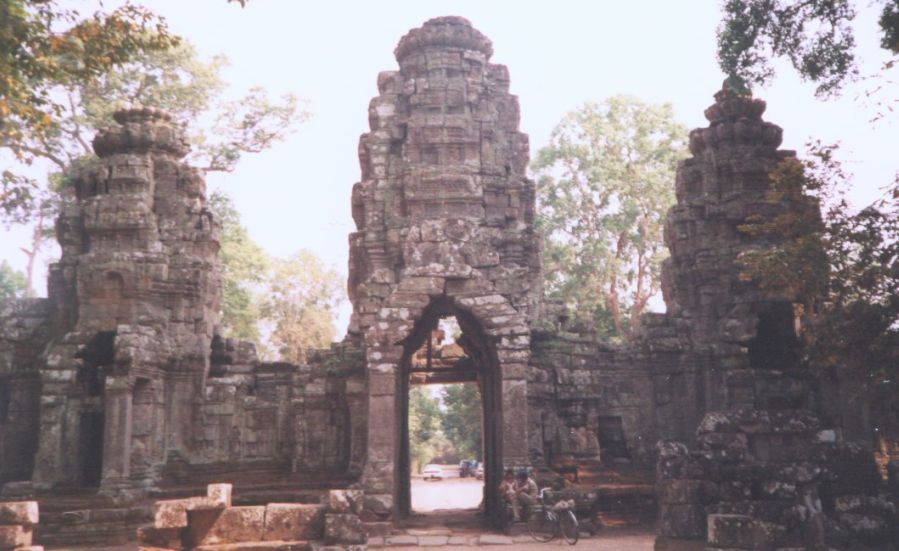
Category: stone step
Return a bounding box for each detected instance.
[195,540,311,551]
[369,533,523,547]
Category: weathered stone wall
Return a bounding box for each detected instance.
[0,299,49,486]
[167,337,366,477]
[0,107,368,507]
[527,317,707,469]
[652,87,898,549]
[0,16,895,548]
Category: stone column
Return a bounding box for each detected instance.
[165,372,195,453]
[101,375,134,488]
[361,340,404,516]
[31,396,65,490]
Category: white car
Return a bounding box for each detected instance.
[422,464,445,480]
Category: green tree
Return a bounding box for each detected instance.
[408,386,442,472]
[266,250,343,364]
[0,261,28,301]
[717,0,899,99]
[0,0,178,218]
[208,190,269,344]
[736,143,899,404]
[3,37,307,291]
[441,383,482,460]
[532,96,688,339]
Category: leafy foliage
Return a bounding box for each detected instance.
[208,191,269,344]
[0,0,178,217]
[441,383,482,461]
[718,0,899,102]
[736,143,899,386]
[408,386,443,472]
[532,96,688,339]
[266,250,343,364]
[881,1,899,53]
[717,0,858,97]
[0,261,28,301]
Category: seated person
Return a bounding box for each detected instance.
[504,469,537,522]
[499,468,517,517]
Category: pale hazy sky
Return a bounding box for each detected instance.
[2,1,895,335]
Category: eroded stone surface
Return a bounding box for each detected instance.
[0,16,896,551]
[0,501,38,526]
[263,504,323,542]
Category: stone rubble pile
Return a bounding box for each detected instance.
[139,484,367,550]
[0,501,41,551]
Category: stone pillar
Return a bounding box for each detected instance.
[165,372,195,453]
[31,396,65,490]
[101,375,133,488]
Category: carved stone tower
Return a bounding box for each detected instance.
[33,108,221,493]
[661,85,819,412]
[348,17,541,519]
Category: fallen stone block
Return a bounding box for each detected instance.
[361,494,391,520]
[323,513,366,545]
[384,535,416,546]
[0,502,38,526]
[658,503,705,539]
[0,524,32,548]
[361,522,389,537]
[190,506,266,546]
[155,497,226,529]
[416,535,448,546]
[137,525,185,549]
[707,514,753,548]
[310,543,366,551]
[263,503,323,541]
[327,490,363,515]
[195,542,311,551]
[658,480,701,505]
[207,484,233,508]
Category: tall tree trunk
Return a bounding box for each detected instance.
[20,208,46,296]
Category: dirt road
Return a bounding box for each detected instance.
[411,475,483,512]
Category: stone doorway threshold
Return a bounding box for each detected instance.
[371,508,659,548]
[372,508,515,547]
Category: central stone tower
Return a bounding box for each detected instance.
[348,17,541,519]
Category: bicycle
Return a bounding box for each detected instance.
[527,487,579,544]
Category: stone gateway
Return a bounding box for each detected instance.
[0,15,895,550]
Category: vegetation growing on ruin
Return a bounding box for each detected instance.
[720,0,899,403]
[738,143,899,396]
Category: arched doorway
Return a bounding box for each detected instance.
[395,297,504,525]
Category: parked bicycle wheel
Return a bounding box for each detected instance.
[527,507,556,542]
[559,508,579,544]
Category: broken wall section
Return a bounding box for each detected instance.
[654,86,897,549]
[0,299,51,486]
[162,337,367,485]
[528,308,705,470]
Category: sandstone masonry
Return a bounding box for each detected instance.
[0,16,895,549]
